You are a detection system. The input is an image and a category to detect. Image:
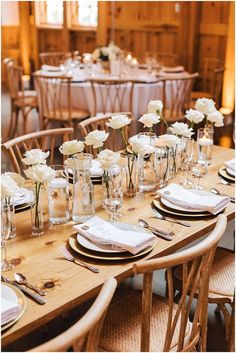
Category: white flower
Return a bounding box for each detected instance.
[139,113,160,128]
[195,98,216,115]
[3,172,25,187]
[147,100,163,114]
[59,140,84,156]
[155,134,180,148]
[106,114,131,129]
[207,110,224,127]
[24,165,56,184]
[1,175,20,199]
[97,149,120,171]
[130,137,155,157]
[169,122,194,138]
[185,109,205,124]
[22,149,49,166]
[92,48,100,61]
[85,130,109,149]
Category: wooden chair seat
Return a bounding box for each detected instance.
[191,91,212,101]
[173,248,234,303]
[46,108,89,122]
[99,290,192,352]
[15,95,38,108]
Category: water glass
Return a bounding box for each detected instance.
[197,128,213,165]
[191,161,208,190]
[103,166,123,221]
[154,147,166,189]
[48,165,70,224]
[181,138,195,188]
[1,203,14,271]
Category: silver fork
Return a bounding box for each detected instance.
[59,246,100,273]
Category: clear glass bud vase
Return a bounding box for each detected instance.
[72,153,95,223]
[163,147,171,187]
[3,197,16,239]
[126,153,137,197]
[138,152,156,192]
[31,182,44,237]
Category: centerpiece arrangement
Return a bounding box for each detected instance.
[92,42,121,71]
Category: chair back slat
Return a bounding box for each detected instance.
[2,128,74,175]
[133,214,227,352]
[7,66,24,100]
[39,52,72,66]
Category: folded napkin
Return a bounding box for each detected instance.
[1,298,21,325]
[74,216,156,255]
[224,159,235,173]
[41,64,61,72]
[13,188,34,206]
[157,183,230,215]
[90,160,103,177]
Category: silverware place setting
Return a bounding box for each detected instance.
[59,246,100,273]
[138,218,174,241]
[217,177,234,186]
[211,188,235,203]
[150,207,191,227]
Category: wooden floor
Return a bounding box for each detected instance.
[1,86,234,352]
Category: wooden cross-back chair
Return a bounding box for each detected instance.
[39,52,72,67]
[191,58,225,108]
[156,52,179,67]
[159,73,199,132]
[99,214,227,352]
[33,73,89,129]
[77,112,133,155]
[6,65,38,139]
[30,278,117,352]
[90,79,134,116]
[2,128,74,175]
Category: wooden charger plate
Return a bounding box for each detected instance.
[1,282,27,331]
[218,167,235,182]
[153,199,213,218]
[68,234,157,261]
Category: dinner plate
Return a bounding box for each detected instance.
[162,65,185,73]
[226,168,235,178]
[77,234,126,253]
[218,167,235,182]
[153,199,214,218]
[161,197,206,213]
[1,283,26,330]
[69,222,156,260]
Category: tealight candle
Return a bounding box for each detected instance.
[197,128,214,165]
[198,136,213,146]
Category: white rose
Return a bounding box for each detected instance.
[108,42,121,55]
[59,140,84,156]
[155,134,180,148]
[106,114,131,129]
[195,98,216,115]
[101,47,110,57]
[3,172,25,187]
[139,113,160,128]
[24,165,56,183]
[207,110,224,127]
[147,100,163,114]
[22,149,49,166]
[85,130,109,149]
[1,175,20,199]
[130,137,155,157]
[97,149,120,171]
[169,122,194,138]
[185,109,205,124]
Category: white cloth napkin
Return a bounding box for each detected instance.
[224,159,235,173]
[41,64,61,72]
[74,216,156,255]
[157,183,230,215]
[13,188,34,206]
[90,160,103,177]
[1,298,21,325]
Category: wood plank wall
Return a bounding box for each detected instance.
[1,1,232,81]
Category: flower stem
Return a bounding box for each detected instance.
[159,111,169,128]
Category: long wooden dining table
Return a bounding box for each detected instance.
[2,145,235,348]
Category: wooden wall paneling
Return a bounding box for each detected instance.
[62,2,69,52]
[1,26,20,59]
[30,2,39,70]
[38,29,64,53]
[70,31,96,54]
[97,1,108,46]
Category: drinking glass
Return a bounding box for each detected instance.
[191,161,208,190]
[181,138,195,188]
[1,203,14,271]
[197,128,213,165]
[103,166,123,221]
[48,165,70,224]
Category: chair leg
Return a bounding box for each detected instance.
[11,107,20,138]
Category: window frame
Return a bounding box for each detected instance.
[67,1,98,31]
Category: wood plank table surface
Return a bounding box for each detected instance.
[2,145,235,347]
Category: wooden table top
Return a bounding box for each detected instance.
[2,145,235,347]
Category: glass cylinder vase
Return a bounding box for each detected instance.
[126,153,137,197]
[197,127,214,165]
[163,147,171,187]
[31,182,44,237]
[3,197,16,239]
[1,203,14,271]
[138,151,156,192]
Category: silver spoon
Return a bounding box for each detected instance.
[138,219,173,241]
[14,273,46,296]
[211,188,235,203]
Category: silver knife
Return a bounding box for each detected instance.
[1,276,47,305]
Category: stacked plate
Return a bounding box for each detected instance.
[1,283,26,331]
[14,188,33,213]
[68,222,156,261]
[153,189,220,218]
[67,160,103,185]
[218,167,235,183]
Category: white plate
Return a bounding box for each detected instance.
[1,284,20,326]
[13,188,34,206]
[162,65,185,73]
[76,222,152,254]
[226,168,235,177]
